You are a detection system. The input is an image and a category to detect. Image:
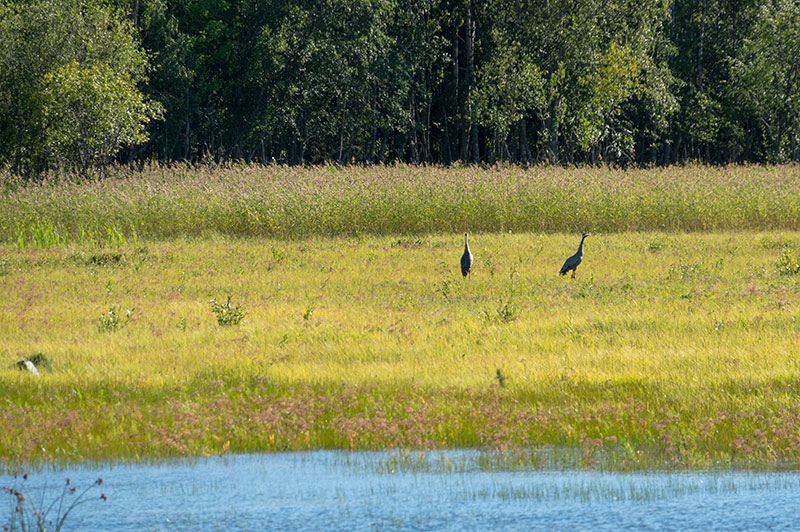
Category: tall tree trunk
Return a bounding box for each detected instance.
[546,99,560,163]
[13,116,22,175]
[424,98,431,162]
[451,26,459,162]
[519,119,531,164]
[471,123,479,163]
[697,0,707,92]
[184,116,191,160]
[777,67,798,162]
[294,110,307,165]
[378,127,388,162]
[461,3,475,162]
[466,2,478,163]
[369,125,377,163]
[338,102,345,164]
[441,86,453,164]
[411,98,419,163]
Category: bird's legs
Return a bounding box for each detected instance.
[571,270,576,279]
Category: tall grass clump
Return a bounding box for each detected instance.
[1,163,799,243]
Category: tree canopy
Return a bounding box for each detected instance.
[1,0,799,173]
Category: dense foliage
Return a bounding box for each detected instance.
[1,0,799,173]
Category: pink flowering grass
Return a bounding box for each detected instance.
[3,379,800,470]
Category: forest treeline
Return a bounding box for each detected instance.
[1,0,799,175]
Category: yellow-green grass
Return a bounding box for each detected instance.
[2,164,800,245]
[2,232,800,469]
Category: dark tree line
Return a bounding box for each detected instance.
[1,0,799,174]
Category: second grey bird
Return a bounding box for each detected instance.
[460,233,473,277]
[560,233,590,278]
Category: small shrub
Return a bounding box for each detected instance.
[271,246,286,263]
[776,247,800,276]
[435,279,460,302]
[266,246,287,271]
[391,237,426,249]
[210,296,246,326]
[668,262,702,280]
[482,249,496,276]
[87,252,125,266]
[647,239,664,252]
[497,299,518,322]
[760,236,792,250]
[482,298,519,323]
[97,305,132,332]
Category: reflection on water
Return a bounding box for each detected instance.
[3,451,800,531]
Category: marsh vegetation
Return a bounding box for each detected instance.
[2,165,800,469]
[1,164,800,468]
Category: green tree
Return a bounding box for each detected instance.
[250,0,401,164]
[41,62,161,171]
[0,0,158,174]
[666,0,762,162]
[473,42,544,161]
[476,0,673,164]
[734,0,800,162]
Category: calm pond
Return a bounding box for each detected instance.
[3,450,800,531]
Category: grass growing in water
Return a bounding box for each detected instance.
[2,476,106,531]
[2,232,800,469]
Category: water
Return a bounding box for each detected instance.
[3,450,800,531]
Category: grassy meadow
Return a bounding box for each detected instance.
[2,164,800,469]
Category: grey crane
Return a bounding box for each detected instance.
[460,233,473,277]
[559,233,590,278]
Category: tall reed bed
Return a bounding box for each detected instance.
[2,163,800,244]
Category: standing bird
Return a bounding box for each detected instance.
[460,233,473,277]
[560,233,590,279]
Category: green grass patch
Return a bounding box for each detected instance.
[2,231,800,469]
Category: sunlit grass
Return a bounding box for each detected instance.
[2,231,800,468]
[1,163,800,244]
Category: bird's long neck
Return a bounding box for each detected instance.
[464,234,469,251]
[577,235,587,254]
